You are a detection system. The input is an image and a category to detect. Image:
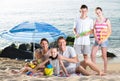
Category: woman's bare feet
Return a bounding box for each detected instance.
[97,71,106,76]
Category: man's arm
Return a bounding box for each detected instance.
[59,55,78,63]
[84,29,93,36]
[73,28,77,35]
[73,27,79,38]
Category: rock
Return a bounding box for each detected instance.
[0,46,33,59]
[107,51,116,58]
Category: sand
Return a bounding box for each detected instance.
[0,58,120,81]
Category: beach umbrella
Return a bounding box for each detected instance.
[0,21,66,43]
[0,22,66,59]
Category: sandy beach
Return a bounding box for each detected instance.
[0,58,120,81]
[0,0,119,81]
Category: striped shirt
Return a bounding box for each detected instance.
[95,18,108,41]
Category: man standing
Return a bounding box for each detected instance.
[73,5,93,61]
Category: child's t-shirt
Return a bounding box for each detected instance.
[49,59,60,75]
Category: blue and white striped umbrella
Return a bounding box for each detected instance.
[0,21,66,43]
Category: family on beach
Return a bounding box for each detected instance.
[11,4,111,77]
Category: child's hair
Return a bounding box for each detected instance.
[50,47,58,51]
[34,49,42,59]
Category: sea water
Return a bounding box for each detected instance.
[0,0,120,63]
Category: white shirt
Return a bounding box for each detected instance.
[59,46,77,68]
[74,17,93,45]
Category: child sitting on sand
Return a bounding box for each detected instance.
[11,49,44,75]
[37,47,69,77]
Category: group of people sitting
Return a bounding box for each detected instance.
[11,37,104,77]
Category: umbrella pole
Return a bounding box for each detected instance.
[33,42,35,59]
[32,29,37,60]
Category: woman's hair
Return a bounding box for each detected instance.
[40,38,49,44]
[95,7,102,11]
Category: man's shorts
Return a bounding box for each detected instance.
[66,67,76,74]
[74,45,90,55]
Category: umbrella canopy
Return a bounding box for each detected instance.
[0,21,66,43]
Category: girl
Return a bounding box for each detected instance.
[39,48,69,77]
[11,48,43,75]
[91,7,112,73]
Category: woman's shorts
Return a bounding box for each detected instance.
[94,40,108,47]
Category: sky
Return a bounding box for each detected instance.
[0,0,93,12]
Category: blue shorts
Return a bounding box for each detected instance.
[94,40,108,47]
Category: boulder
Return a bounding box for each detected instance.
[0,46,33,59]
[107,51,116,58]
